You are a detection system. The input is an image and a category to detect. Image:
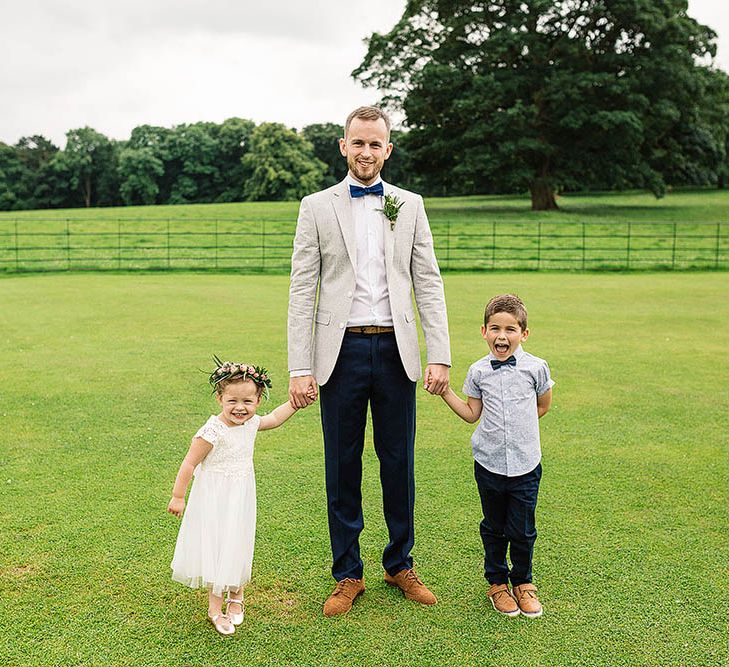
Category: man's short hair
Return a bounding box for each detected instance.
[344,106,391,139]
[484,294,528,330]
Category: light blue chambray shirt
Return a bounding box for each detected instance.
[463,345,554,477]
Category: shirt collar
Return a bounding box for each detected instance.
[486,345,525,363]
[345,173,383,189]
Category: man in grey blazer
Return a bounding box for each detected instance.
[288,106,450,616]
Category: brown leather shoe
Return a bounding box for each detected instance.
[487,583,520,616]
[384,568,437,605]
[512,583,543,618]
[323,578,365,617]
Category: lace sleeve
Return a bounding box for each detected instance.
[194,417,221,447]
[248,415,262,432]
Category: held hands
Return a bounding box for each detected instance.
[289,375,318,409]
[167,496,185,518]
[423,364,449,396]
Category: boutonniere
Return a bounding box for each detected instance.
[376,193,405,231]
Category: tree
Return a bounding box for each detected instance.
[127,125,173,203]
[381,129,418,189]
[0,143,25,210]
[163,123,221,204]
[13,136,60,209]
[242,123,328,201]
[354,0,718,209]
[214,117,256,202]
[118,147,165,205]
[695,67,729,189]
[302,123,347,186]
[63,127,119,207]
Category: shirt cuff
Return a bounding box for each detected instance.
[290,369,312,378]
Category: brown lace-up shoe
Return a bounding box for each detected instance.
[512,583,543,618]
[487,583,520,617]
[384,568,437,605]
[323,578,365,617]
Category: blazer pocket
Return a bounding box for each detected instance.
[315,309,332,325]
[404,310,416,324]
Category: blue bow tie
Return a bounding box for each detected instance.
[491,356,516,370]
[349,182,384,198]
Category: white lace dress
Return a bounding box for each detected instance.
[171,414,259,596]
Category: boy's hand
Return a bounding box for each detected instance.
[167,497,185,518]
[423,364,449,395]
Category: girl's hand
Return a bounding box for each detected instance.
[167,496,185,518]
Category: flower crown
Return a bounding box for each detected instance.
[208,355,272,399]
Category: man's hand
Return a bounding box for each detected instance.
[423,364,449,396]
[289,375,318,408]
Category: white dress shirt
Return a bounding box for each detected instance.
[345,174,393,327]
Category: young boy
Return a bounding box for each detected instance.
[441,294,554,618]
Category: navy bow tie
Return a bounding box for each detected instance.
[491,355,516,370]
[349,182,384,198]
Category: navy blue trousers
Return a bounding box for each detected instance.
[319,332,416,581]
[474,461,542,587]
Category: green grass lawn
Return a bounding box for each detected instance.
[1,272,728,666]
[1,189,728,272]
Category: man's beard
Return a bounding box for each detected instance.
[349,157,382,184]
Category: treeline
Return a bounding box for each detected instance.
[1,77,727,213]
[0,120,415,211]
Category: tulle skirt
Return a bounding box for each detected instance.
[171,468,256,597]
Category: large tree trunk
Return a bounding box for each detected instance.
[529,177,558,210]
[84,175,92,207]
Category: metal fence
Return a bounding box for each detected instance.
[0,218,727,273]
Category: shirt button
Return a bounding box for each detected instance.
[339,323,344,329]
[347,291,352,298]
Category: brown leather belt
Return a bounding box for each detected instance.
[346,326,395,335]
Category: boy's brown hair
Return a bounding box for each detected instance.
[484,294,528,330]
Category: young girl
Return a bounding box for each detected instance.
[167,358,300,636]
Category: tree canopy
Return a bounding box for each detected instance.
[354,0,725,209]
[242,123,328,201]
[0,119,336,211]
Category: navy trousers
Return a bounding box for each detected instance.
[474,461,542,587]
[319,331,416,581]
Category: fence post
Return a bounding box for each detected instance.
[491,221,496,269]
[581,222,586,270]
[66,219,71,270]
[537,221,541,269]
[626,222,631,269]
[716,222,721,269]
[445,219,451,270]
[671,222,677,270]
[14,220,19,271]
[261,220,266,271]
[117,220,121,269]
[215,220,219,270]
[167,220,171,268]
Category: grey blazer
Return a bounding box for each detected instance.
[288,179,450,385]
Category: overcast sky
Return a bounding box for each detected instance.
[1,1,727,147]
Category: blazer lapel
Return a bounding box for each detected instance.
[331,180,357,271]
[381,180,396,271]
